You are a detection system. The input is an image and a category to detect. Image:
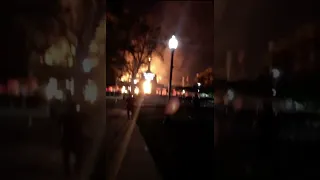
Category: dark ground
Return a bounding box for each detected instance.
[0,114,106,180]
[137,106,214,180]
[215,109,320,178]
[136,103,320,179]
[0,117,64,179]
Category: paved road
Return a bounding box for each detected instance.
[105,104,162,180]
[137,106,214,180]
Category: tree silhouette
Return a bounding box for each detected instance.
[108,11,165,87]
[12,0,106,102]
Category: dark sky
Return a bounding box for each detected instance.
[150,2,214,85]
[121,0,315,83]
[214,0,315,79]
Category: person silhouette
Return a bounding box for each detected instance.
[126,92,134,120]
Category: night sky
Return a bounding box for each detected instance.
[116,0,315,84]
[150,2,214,85]
[214,0,314,79]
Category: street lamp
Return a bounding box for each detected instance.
[163,35,178,124]
[168,35,178,100]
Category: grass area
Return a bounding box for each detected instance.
[137,106,214,180]
[215,110,320,178]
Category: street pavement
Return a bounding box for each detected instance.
[106,105,162,180]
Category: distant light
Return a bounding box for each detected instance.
[168,35,178,50]
[121,86,126,94]
[134,87,139,95]
[272,68,280,79]
[197,83,201,87]
[182,89,186,94]
[272,88,276,96]
[227,89,234,101]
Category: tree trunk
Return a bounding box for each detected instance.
[130,71,137,94]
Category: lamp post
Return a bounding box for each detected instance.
[163,35,178,124]
[168,35,178,100]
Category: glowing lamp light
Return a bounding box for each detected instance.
[143,81,152,94]
[168,35,178,50]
